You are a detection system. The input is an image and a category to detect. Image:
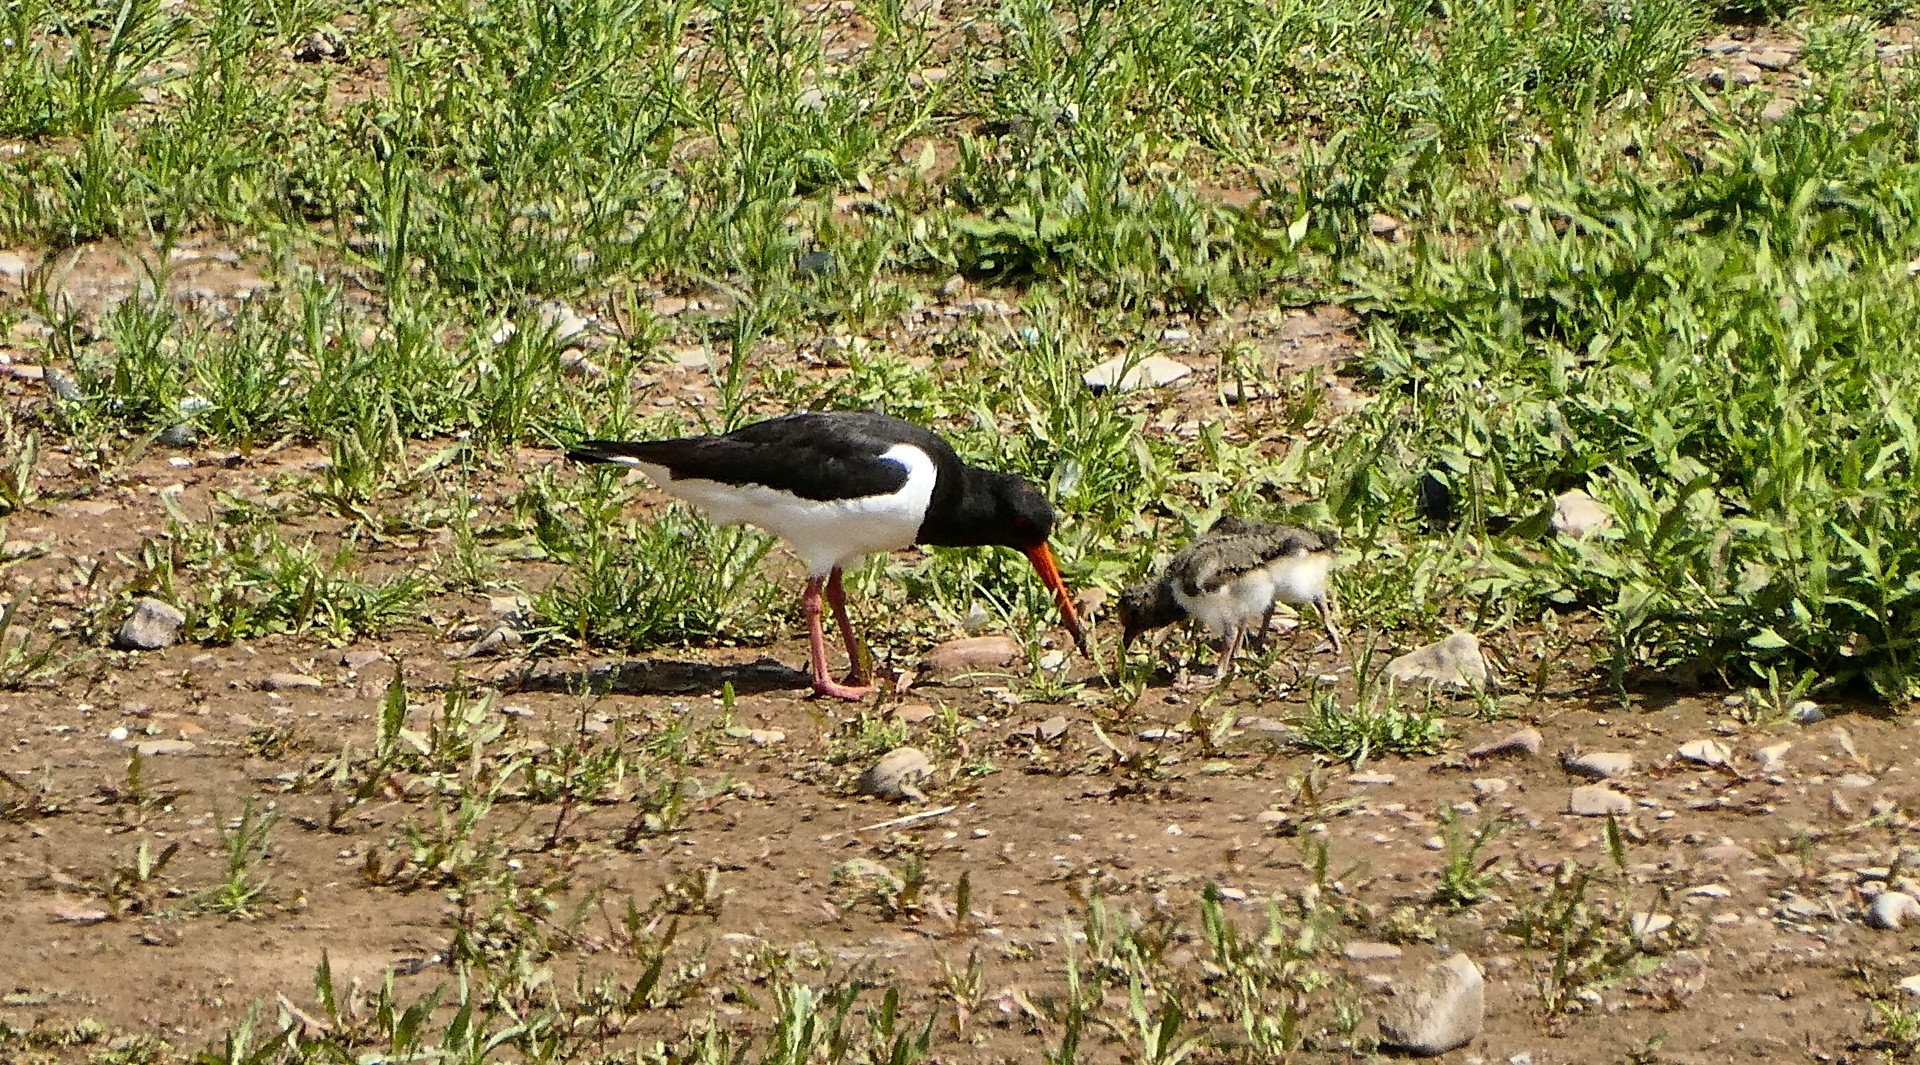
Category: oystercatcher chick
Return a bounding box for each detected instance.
[567,411,1088,700]
[1116,515,1340,678]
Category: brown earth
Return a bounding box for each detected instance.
[2,357,1918,1062]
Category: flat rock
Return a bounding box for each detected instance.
[1082,353,1191,392]
[1869,892,1918,931]
[0,248,32,287]
[859,747,933,802]
[893,704,938,724]
[1034,714,1069,741]
[1677,739,1732,767]
[1753,741,1791,773]
[1344,941,1404,961]
[114,598,185,651]
[1700,844,1754,865]
[1568,785,1633,817]
[1469,728,1542,760]
[1551,489,1612,538]
[747,729,785,746]
[1899,975,1920,997]
[919,636,1021,674]
[446,625,523,659]
[1630,913,1673,937]
[1565,751,1632,779]
[1377,954,1485,1057]
[342,649,385,670]
[1348,771,1397,786]
[1387,632,1488,690]
[134,739,197,757]
[1470,778,1509,800]
[260,672,322,692]
[1836,773,1877,789]
[49,903,109,925]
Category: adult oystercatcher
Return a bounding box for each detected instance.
[1116,514,1341,678]
[567,411,1088,700]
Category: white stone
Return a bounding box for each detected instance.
[1869,892,1918,931]
[1569,785,1633,817]
[1387,632,1488,690]
[114,598,186,651]
[1565,751,1632,779]
[1377,954,1484,1056]
[1082,353,1191,392]
[1550,489,1612,538]
[1678,739,1732,767]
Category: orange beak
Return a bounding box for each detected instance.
[1022,543,1090,657]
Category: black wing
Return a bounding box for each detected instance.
[569,411,953,503]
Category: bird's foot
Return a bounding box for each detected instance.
[810,677,876,701]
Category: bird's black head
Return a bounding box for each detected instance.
[1116,578,1184,655]
[925,469,1056,550]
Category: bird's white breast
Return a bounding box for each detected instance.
[623,444,937,576]
[1174,569,1276,638]
[1267,552,1331,605]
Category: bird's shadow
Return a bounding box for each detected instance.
[505,655,809,698]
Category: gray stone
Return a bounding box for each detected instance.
[1629,912,1673,937]
[1869,892,1918,930]
[43,367,82,402]
[0,248,32,287]
[1550,489,1612,538]
[1469,728,1543,760]
[1565,751,1633,780]
[1387,632,1488,690]
[1753,741,1791,773]
[115,598,186,651]
[156,423,195,447]
[134,739,197,757]
[1470,778,1509,800]
[1568,785,1633,817]
[1082,353,1191,392]
[447,625,523,659]
[1751,48,1795,70]
[261,672,323,692]
[342,649,385,670]
[1377,953,1485,1056]
[1344,941,1404,961]
[1677,739,1732,767]
[1790,700,1824,724]
[859,747,933,802]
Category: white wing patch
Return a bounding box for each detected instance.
[629,444,937,576]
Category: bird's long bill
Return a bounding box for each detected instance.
[1022,543,1090,657]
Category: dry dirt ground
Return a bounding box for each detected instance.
[2,320,1919,1064]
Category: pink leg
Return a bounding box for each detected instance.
[824,567,867,684]
[802,576,871,701]
[1216,627,1244,683]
